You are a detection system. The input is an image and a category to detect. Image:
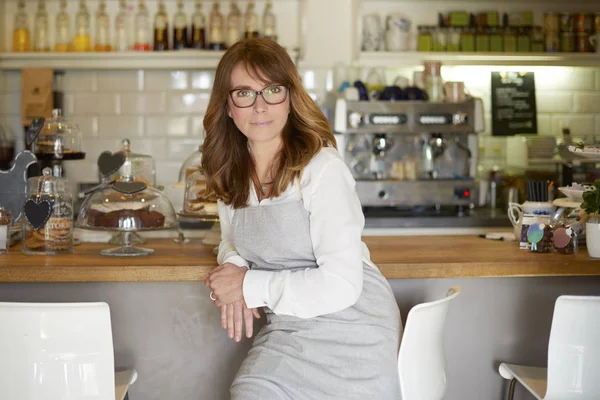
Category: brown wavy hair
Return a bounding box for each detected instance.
[201,38,336,209]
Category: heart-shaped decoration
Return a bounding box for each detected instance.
[97,151,126,177]
[112,181,147,195]
[24,199,52,230]
[25,117,45,147]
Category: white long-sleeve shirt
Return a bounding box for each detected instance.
[217,147,378,319]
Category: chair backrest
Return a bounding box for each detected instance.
[546,295,600,400]
[0,302,116,400]
[397,286,461,400]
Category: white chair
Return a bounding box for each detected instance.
[0,302,137,400]
[499,295,600,400]
[398,286,462,400]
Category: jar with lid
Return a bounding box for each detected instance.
[33,109,85,162]
[0,205,12,255]
[476,27,490,52]
[22,168,73,255]
[104,139,156,187]
[503,27,517,52]
[432,28,447,51]
[460,27,476,52]
[417,26,433,52]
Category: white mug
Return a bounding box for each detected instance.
[590,32,600,53]
[362,14,383,51]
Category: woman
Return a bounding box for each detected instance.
[203,38,401,399]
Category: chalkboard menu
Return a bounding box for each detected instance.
[491,72,537,136]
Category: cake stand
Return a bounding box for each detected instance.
[176,211,220,254]
[81,225,175,256]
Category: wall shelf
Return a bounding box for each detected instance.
[356,51,600,68]
[0,49,301,70]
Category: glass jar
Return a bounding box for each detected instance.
[476,28,490,52]
[33,0,49,52]
[432,28,447,51]
[527,222,552,253]
[74,0,91,52]
[184,170,218,215]
[104,139,156,186]
[447,28,460,52]
[55,0,71,52]
[33,109,85,162]
[191,0,207,49]
[460,27,475,52]
[262,0,277,41]
[94,0,111,51]
[417,26,433,52]
[226,0,242,47]
[12,0,31,52]
[173,0,188,49]
[0,205,12,255]
[552,224,578,254]
[22,168,73,255]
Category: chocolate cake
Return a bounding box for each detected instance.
[86,202,165,229]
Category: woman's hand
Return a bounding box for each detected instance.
[205,263,247,306]
[220,301,261,342]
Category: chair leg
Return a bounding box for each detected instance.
[506,378,517,400]
[124,394,129,400]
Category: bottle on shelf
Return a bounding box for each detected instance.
[153,0,169,51]
[73,0,91,52]
[243,0,260,39]
[191,0,207,49]
[55,0,71,52]
[33,0,50,52]
[114,0,130,52]
[12,0,31,52]
[262,0,277,42]
[226,0,242,48]
[134,0,151,51]
[208,0,226,50]
[94,0,111,51]
[173,0,188,49]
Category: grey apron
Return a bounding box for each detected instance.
[230,193,402,400]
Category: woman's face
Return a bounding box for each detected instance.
[227,63,290,146]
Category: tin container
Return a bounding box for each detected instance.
[576,32,591,52]
[574,12,593,33]
[561,32,575,52]
[544,12,559,33]
[544,32,560,52]
[559,12,572,33]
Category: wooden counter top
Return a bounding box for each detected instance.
[1,236,599,282]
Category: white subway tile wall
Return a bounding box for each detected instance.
[1,65,599,202]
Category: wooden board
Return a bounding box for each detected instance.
[1,236,599,282]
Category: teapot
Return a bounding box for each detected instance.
[508,201,556,241]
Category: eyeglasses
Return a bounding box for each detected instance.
[228,85,289,108]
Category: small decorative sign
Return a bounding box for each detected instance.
[112,181,147,195]
[491,71,537,136]
[25,117,45,148]
[97,151,126,177]
[0,151,38,222]
[24,199,52,230]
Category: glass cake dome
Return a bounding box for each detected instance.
[183,170,218,216]
[177,144,203,185]
[33,109,85,160]
[105,139,156,186]
[76,176,178,256]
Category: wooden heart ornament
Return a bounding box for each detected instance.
[97,151,126,177]
[24,199,52,230]
[112,181,147,195]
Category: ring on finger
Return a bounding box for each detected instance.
[210,291,216,301]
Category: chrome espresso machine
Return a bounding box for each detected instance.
[330,97,484,215]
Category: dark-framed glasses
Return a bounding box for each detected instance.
[228,85,289,108]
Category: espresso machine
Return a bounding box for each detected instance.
[330,97,484,215]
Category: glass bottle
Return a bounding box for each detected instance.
[134,0,151,51]
[55,0,71,52]
[173,0,188,49]
[153,0,169,51]
[114,0,130,52]
[33,0,49,52]
[191,0,207,49]
[94,0,111,51]
[226,0,242,48]
[262,0,277,41]
[208,0,226,50]
[244,0,260,39]
[12,0,31,52]
[73,0,91,52]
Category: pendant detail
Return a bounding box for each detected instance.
[261,185,266,191]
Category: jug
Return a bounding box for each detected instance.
[508,201,555,244]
